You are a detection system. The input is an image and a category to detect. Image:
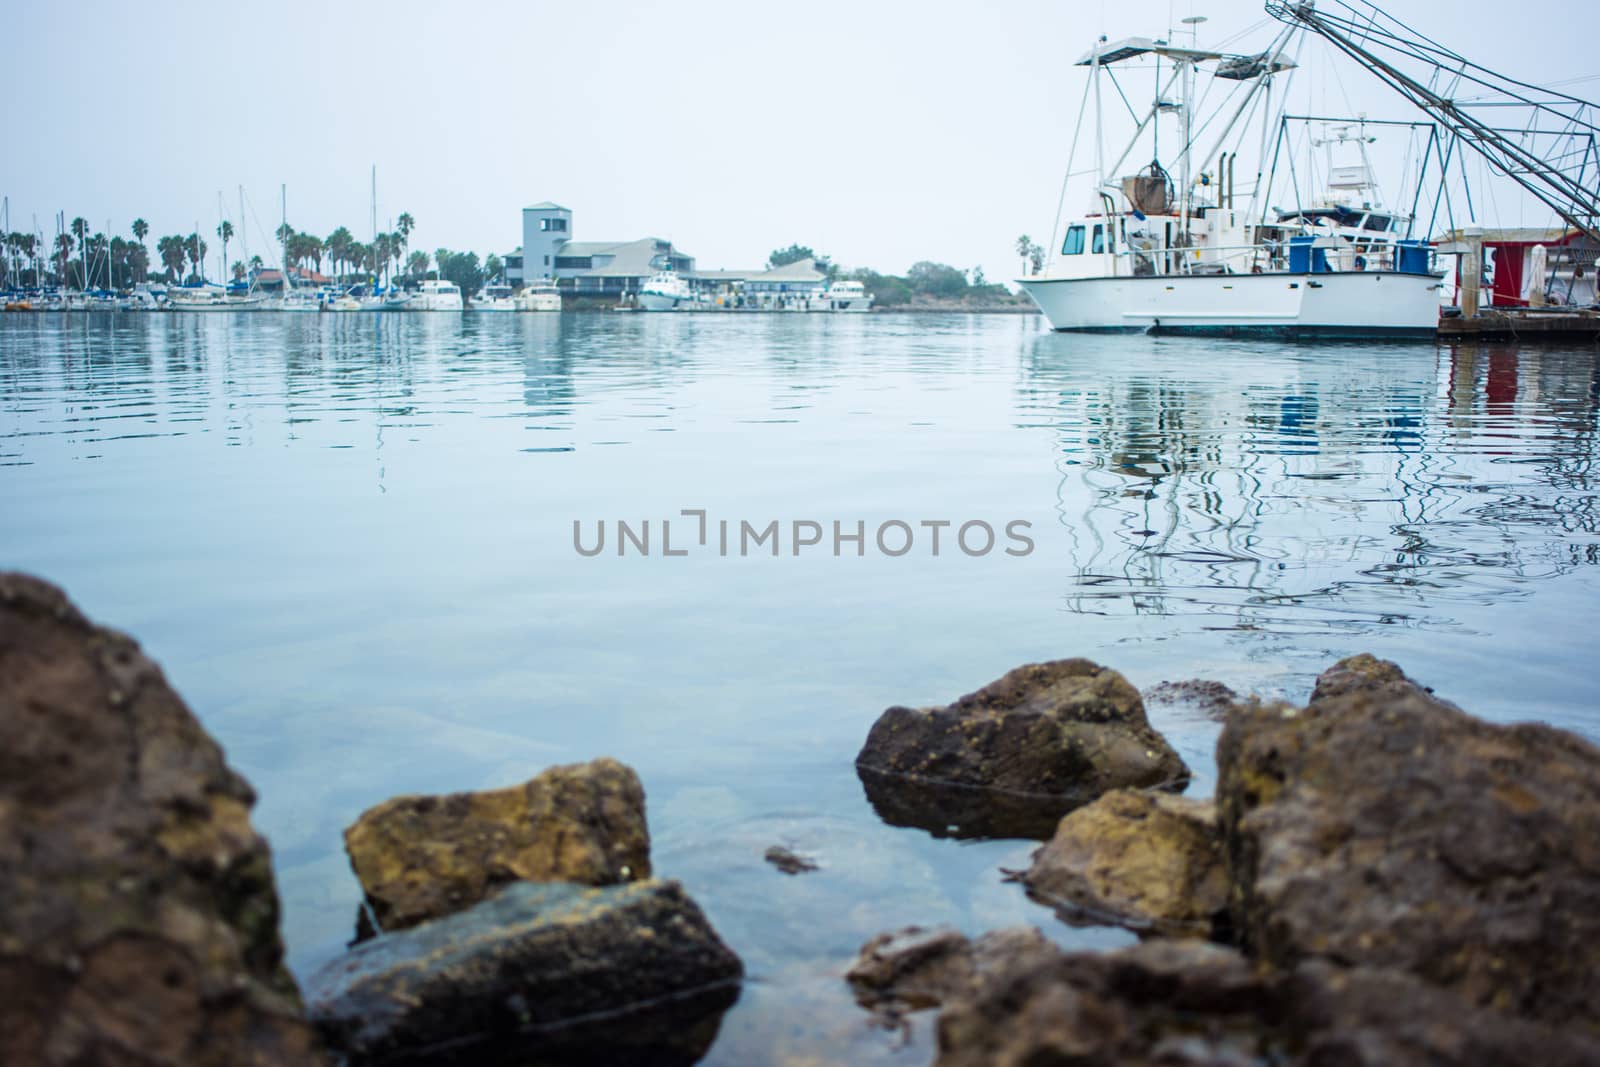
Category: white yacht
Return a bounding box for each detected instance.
[475,283,517,311]
[637,270,696,311]
[1019,33,1442,337]
[814,279,874,312]
[516,280,562,312]
[410,279,463,311]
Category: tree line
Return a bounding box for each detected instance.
[767,244,1022,307]
[2,209,506,296]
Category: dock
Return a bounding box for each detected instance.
[1439,309,1600,340]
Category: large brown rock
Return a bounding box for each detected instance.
[0,572,324,1066]
[345,757,651,935]
[1217,654,1600,1030]
[856,659,1188,839]
[1021,789,1227,936]
[308,879,742,1066]
[926,935,1600,1067]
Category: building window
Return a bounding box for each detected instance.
[540,218,568,233]
[544,255,550,266]
[1062,225,1086,255]
[554,257,592,270]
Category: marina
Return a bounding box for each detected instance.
[4,1,1600,1065]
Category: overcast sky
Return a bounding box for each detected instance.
[4,1,1588,282]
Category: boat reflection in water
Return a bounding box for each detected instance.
[1023,340,1599,635]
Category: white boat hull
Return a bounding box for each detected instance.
[517,294,562,312]
[166,295,269,312]
[819,297,873,313]
[407,295,461,311]
[637,291,686,312]
[1021,271,1441,336]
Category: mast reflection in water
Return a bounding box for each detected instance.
[1020,341,1599,634]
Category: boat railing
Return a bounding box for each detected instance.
[1089,239,1429,277]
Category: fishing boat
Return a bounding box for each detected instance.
[515,280,562,312]
[1020,25,1443,337]
[637,270,695,311]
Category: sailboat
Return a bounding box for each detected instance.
[1019,21,1443,337]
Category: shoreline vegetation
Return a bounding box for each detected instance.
[0,220,1036,310]
[7,571,1600,1064]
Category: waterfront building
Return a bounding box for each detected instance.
[508,201,696,298]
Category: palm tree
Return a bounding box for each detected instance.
[69,218,89,288]
[183,233,208,282]
[407,250,429,278]
[132,218,148,244]
[216,220,234,283]
[326,226,354,281]
[395,213,414,273]
[157,235,186,282]
[1016,235,1034,276]
[54,233,73,287]
[231,260,247,282]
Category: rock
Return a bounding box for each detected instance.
[1306,651,1416,703]
[764,845,819,875]
[846,925,1055,1027]
[1217,655,1600,1030]
[1020,789,1227,936]
[307,879,743,1066]
[1143,678,1239,720]
[344,757,650,935]
[925,934,1600,1067]
[856,659,1189,839]
[0,571,324,1066]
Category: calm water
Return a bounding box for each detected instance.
[4,313,1598,1062]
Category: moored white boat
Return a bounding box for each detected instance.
[166,284,268,311]
[515,280,562,312]
[474,283,516,311]
[1019,30,1443,337]
[409,279,463,311]
[637,270,695,311]
[814,279,874,312]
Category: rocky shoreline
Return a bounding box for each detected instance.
[5,569,1598,1066]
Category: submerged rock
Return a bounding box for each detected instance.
[1143,678,1240,720]
[1020,789,1227,936]
[856,659,1188,839]
[344,757,650,936]
[846,925,1056,1027]
[1218,654,1600,1030]
[0,572,324,1066]
[307,879,742,1066]
[763,844,819,875]
[928,935,1600,1067]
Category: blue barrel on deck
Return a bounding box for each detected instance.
[1288,236,1327,273]
[1396,239,1431,275]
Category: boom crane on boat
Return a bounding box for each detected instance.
[1266,0,1600,243]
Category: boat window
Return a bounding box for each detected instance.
[1062,225,1086,255]
[1092,225,1105,254]
[1363,214,1392,232]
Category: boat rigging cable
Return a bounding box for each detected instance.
[1265,0,1600,242]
